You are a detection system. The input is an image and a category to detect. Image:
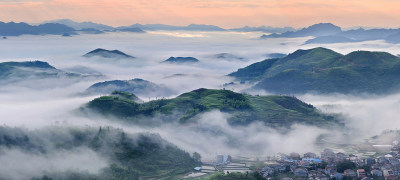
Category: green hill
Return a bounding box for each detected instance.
[84,78,175,98]
[0,61,57,78]
[0,60,101,85]
[229,47,400,94]
[85,88,338,127]
[0,126,199,180]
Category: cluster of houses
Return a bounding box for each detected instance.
[258,146,400,180]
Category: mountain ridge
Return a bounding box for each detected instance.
[261,23,341,39]
[229,47,400,94]
[85,78,175,97]
[260,22,400,44]
[0,60,101,86]
[44,19,115,30]
[83,48,135,59]
[162,57,199,63]
[0,21,76,36]
[85,88,338,127]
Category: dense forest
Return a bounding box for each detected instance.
[0,126,200,179]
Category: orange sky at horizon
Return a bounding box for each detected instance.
[0,0,400,28]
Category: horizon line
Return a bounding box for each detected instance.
[2,19,400,30]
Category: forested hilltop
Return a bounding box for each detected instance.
[85,89,338,128]
[230,47,400,94]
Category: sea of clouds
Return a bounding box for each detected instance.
[1,31,400,178]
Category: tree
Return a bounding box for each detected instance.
[336,160,356,173]
[284,165,291,173]
[192,152,201,162]
[359,165,370,173]
[227,155,232,162]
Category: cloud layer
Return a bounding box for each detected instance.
[1,31,400,176]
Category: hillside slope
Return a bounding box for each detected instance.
[85,88,337,127]
[0,126,199,179]
[229,47,400,94]
[84,78,175,97]
[0,61,98,84]
[83,48,135,59]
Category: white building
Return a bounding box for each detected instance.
[216,154,229,165]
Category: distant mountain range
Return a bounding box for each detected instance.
[118,23,226,31]
[43,19,297,33]
[85,88,339,127]
[0,21,76,36]
[44,19,114,31]
[117,27,146,33]
[261,23,342,39]
[260,23,400,44]
[83,48,135,59]
[4,19,400,43]
[338,28,400,41]
[229,47,400,94]
[0,20,146,36]
[229,26,296,33]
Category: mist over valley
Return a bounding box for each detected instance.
[1,22,400,179]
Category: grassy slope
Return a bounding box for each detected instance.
[230,47,400,94]
[228,58,279,81]
[229,48,342,82]
[87,88,337,127]
[262,47,343,77]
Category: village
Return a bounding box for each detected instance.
[255,147,399,180]
[185,141,400,180]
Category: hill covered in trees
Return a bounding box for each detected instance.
[85,88,338,128]
[84,78,175,97]
[0,126,200,179]
[0,61,101,86]
[229,47,400,94]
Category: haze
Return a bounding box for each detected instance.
[1,0,400,28]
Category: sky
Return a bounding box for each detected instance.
[1,0,400,28]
